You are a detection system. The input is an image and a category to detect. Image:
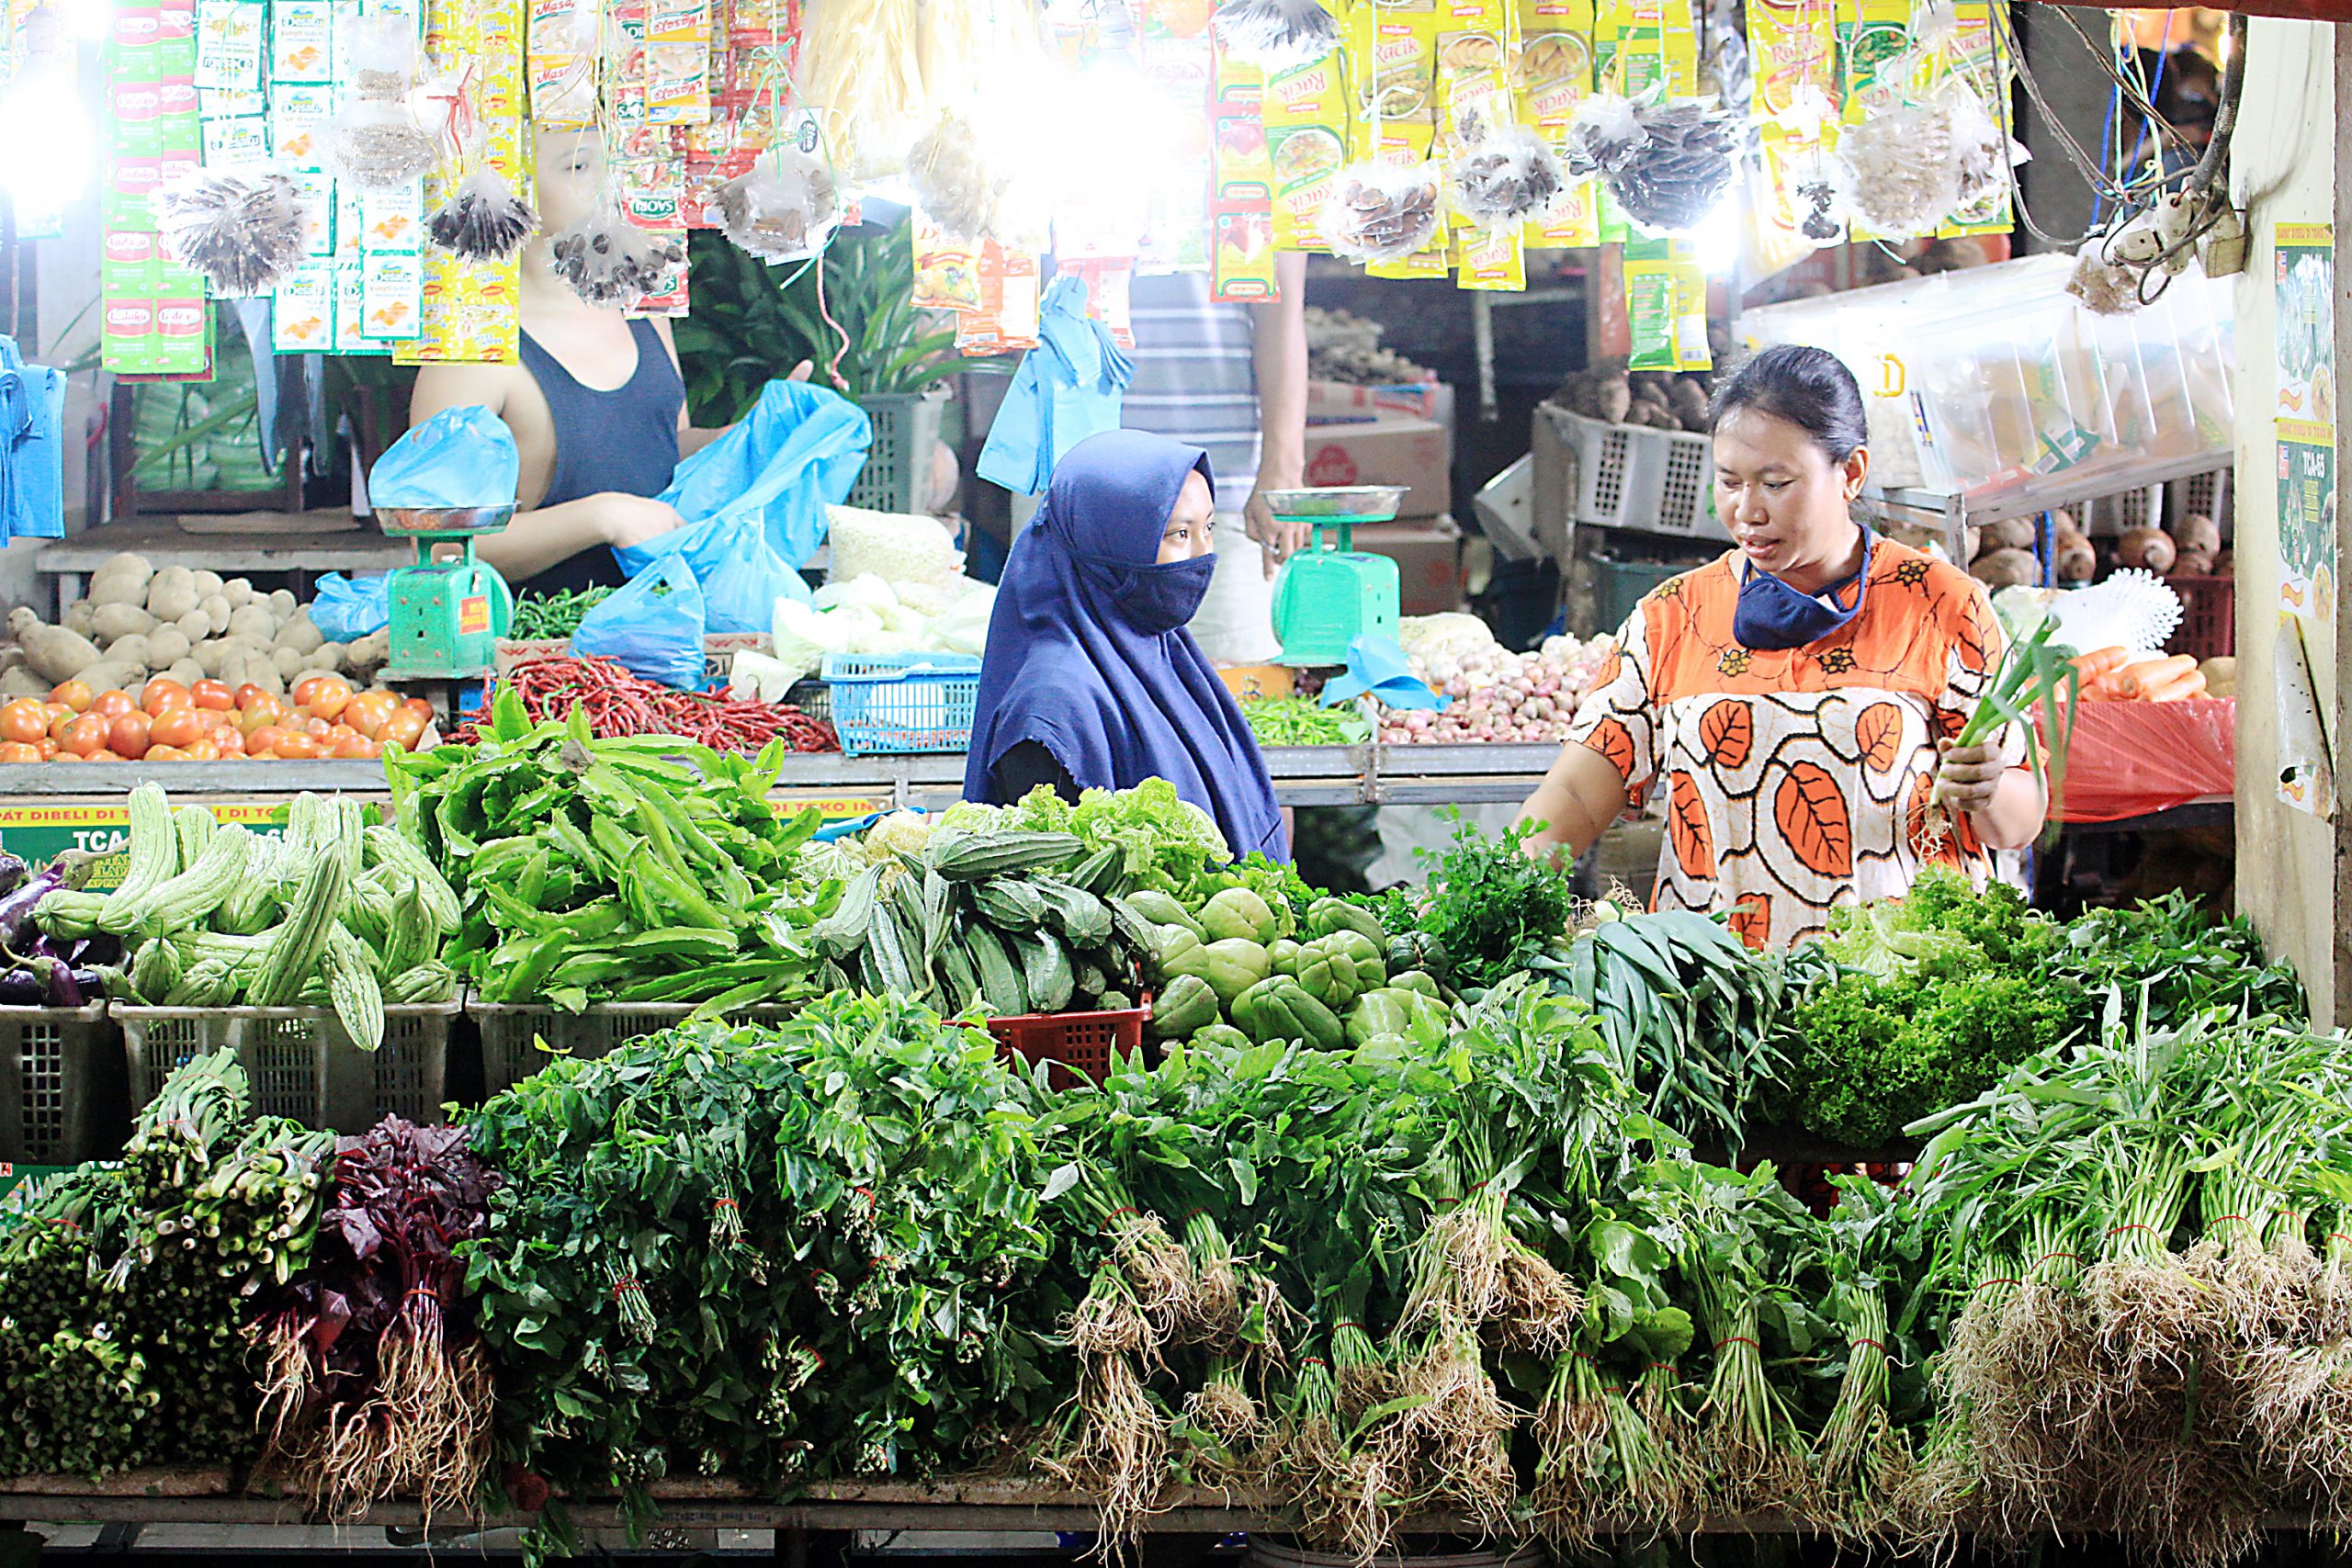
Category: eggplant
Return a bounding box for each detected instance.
[0,855,30,901]
[0,969,45,1006]
[46,962,80,1009]
[0,864,68,952]
[68,934,121,968]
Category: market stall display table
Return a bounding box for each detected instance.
[32,517,413,619]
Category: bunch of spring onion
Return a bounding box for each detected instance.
[1928,616,2079,841]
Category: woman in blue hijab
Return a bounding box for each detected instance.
[963,430,1289,863]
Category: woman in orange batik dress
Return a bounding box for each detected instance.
[1517,346,2049,950]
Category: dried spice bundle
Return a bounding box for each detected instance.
[1319,162,1442,263]
[548,202,684,306]
[329,14,439,188]
[715,151,840,263]
[1450,131,1568,226]
[153,169,309,295]
[1213,0,1340,74]
[426,165,538,262]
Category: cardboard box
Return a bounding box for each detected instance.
[1352,515,1464,617]
[1305,378,1453,434]
[1302,416,1452,519]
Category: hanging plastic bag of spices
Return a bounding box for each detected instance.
[1450,130,1568,228]
[330,13,440,188]
[1607,95,1743,235]
[1831,97,1959,241]
[1319,162,1443,264]
[153,168,309,295]
[427,164,539,262]
[715,148,840,263]
[1213,0,1340,74]
[548,194,684,306]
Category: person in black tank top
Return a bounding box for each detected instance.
[407,127,808,595]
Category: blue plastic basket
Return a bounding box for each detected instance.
[822,652,983,756]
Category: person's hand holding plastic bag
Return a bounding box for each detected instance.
[370,405,520,508]
[311,572,391,640]
[614,379,871,630]
[570,552,707,688]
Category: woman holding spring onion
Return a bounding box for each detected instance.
[1515,345,2046,949]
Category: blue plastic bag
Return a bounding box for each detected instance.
[626,378,870,585]
[571,552,707,689]
[1320,634,1450,711]
[370,405,520,509]
[0,335,65,543]
[976,275,1132,496]
[311,572,391,640]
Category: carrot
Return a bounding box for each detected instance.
[2071,646,2132,681]
[2143,669,2209,702]
[2138,654,2199,684]
[2080,673,2130,701]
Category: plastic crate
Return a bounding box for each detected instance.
[822,652,982,756]
[844,394,944,514]
[0,1004,119,1164]
[784,678,831,723]
[2166,574,2235,661]
[1544,406,1725,540]
[987,1006,1146,1091]
[471,1001,798,1097]
[1591,550,1699,633]
[2165,467,2233,532]
[118,1003,457,1130]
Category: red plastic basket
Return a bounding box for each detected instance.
[2166,574,2236,662]
[988,1007,1147,1089]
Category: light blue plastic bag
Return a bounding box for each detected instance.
[1321,634,1450,710]
[0,335,65,543]
[571,552,707,689]
[976,275,1132,496]
[369,405,520,509]
[311,572,391,640]
[628,378,870,571]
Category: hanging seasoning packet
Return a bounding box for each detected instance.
[1513,0,1601,246]
[1260,49,1348,252]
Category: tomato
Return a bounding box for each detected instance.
[145,744,186,761]
[87,750,124,762]
[62,715,109,758]
[289,676,325,709]
[238,697,286,734]
[42,702,73,726]
[303,715,333,739]
[0,699,51,745]
[107,711,153,760]
[303,676,353,720]
[36,738,56,760]
[48,712,74,744]
[233,683,276,712]
[90,690,135,718]
[185,739,220,761]
[331,734,381,759]
[243,725,290,754]
[141,679,192,716]
[48,680,92,713]
[379,710,429,751]
[192,679,233,711]
[342,693,397,739]
[148,708,205,750]
[275,734,323,760]
[0,742,41,763]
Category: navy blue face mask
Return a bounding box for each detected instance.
[1114,552,1218,634]
[1732,530,1873,651]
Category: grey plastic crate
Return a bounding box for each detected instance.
[118,1003,457,1130]
[843,393,944,514]
[0,1004,119,1164]
[471,1001,797,1098]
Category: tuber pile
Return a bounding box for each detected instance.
[3,554,390,704]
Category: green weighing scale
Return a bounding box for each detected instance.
[375,505,516,681]
[1265,486,1408,667]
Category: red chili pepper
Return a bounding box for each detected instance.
[453,656,841,753]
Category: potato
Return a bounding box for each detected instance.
[311,640,348,673]
[2172,550,2217,578]
[2117,525,2176,574]
[220,578,254,610]
[2172,513,2222,558]
[274,615,324,656]
[226,604,277,641]
[345,629,389,674]
[162,659,205,690]
[191,570,223,601]
[222,650,281,696]
[104,634,151,672]
[197,594,232,637]
[1981,516,2038,552]
[146,626,191,669]
[0,666,47,700]
[75,660,142,699]
[7,609,105,683]
[1970,547,2041,588]
[2200,656,2236,688]
[266,588,298,621]
[144,565,199,623]
[192,635,268,679]
[291,667,342,691]
[2052,526,2096,584]
[62,600,96,637]
[89,603,157,643]
[273,645,310,682]
[92,552,153,592]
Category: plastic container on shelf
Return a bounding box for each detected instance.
[0,1003,119,1163]
[471,1001,799,1097]
[987,1005,1147,1090]
[845,393,944,514]
[117,1003,457,1129]
[822,651,982,755]
[1540,406,1727,540]
[2165,574,2236,662]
